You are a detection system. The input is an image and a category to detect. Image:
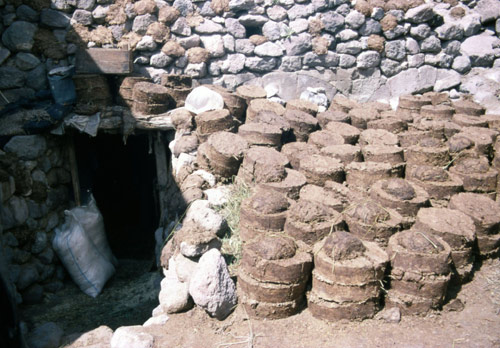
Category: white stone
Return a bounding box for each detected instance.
[111,326,154,348]
[345,10,365,29]
[254,42,284,57]
[188,249,237,320]
[143,314,169,327]
[204,185,231,207]
[192,169,216,187]
[184,200,226,237]
[174,252,198,283]
[159,273,192,313]
[434,69,461,92]
[200,35,225,58]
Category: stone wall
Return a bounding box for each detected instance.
[1,0,500,109]
[0,134,71,305]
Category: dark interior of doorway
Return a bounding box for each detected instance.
[73,132,159,260]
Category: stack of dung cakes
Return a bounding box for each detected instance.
[298,154,344,186]
[397,94,432,114]
[449,155,498,200]
[449,192,500,258]
[196,131,248,178]
[237,147,289,185]
[195,109,240,143]
[283,109,319,142]
[206,85,247,122]
[386,229,452,315]
[117,76,151,108]
[414,207,476,281]
[72,74,111,114]
[369,178,429,225]
[238,187,290,243]
[239,235,313,319]
[132,81,173,117]
[284,199,344,250]
[405,137,451,168]
[308,232,389,321]
[344,198,403,247]
[160,73,192,107]
[405,165,463,202]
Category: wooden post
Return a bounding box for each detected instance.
[154,131,169,227]
[67,134,81,207]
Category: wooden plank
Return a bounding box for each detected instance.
[154,131,169,227]
[67,134,81,207]
[75,48,133,74]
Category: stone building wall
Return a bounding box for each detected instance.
[1,0,500,107]
[0,134,71,304]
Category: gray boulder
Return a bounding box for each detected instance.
[150,52,173,68]
[15,53,40,71]
[235,39,255,55]
[420,35,442,53]
[229,0,254,11]
[345,10,365,29]
[475,0,500,24]
[434,69,461,92]
[384,40,406,61]
[357,51,380,69]
[225,18,246,39]
[4,135,47,160]
[336,41,362,55]
[283,32,312,55]
[158,269,193,313]
[16,5,39,22]
[40,9,71,28]
[171,17,192,36]
[200,35,225,58]
[71,9,93,25]
[27,322,63,348]
[0,47,10,65]
[238,15,267,27]
[255,42,284,57]
[132,14,157,34]
[452,55,471,73]
[267,5,287,21]
[322,11,344,33]
[188,249,237,320]
[405,3,434,24]
[173,0,195,16]
[1,21,37,52]
[77,0,96,11]
[359,18,381,36]
[195,19,225,34]
[410,24,431,40]
[461,33,498,67]
[435,23,463,41]
[245,57,277,72]
[111,326,155,348]
[221,53,245,74]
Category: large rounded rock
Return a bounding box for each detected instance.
[189,249,237,320]
[2,21,37,52]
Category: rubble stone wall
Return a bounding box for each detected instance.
[1,0,500,107]
[0,134,71,305]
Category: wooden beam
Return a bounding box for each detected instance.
[75,48,133,74]
[67,134,81,207]
[154,131,169,227]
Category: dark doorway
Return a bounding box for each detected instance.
[73,132,159,260]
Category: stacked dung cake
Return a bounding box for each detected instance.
[386,229,452,315]
[117,76,151,108]
[72,74,111,114]
[132,81,173,117]
[238,235,313,319]
[238,186,290,243]
[414,207,476,281]
[308,232,389,321]
[196,131,248,178]
[449,193,500,257]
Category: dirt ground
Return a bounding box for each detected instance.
[22,258,500,348]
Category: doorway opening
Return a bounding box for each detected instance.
[73,132,160,260]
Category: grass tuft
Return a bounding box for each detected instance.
[215,181,252,275]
